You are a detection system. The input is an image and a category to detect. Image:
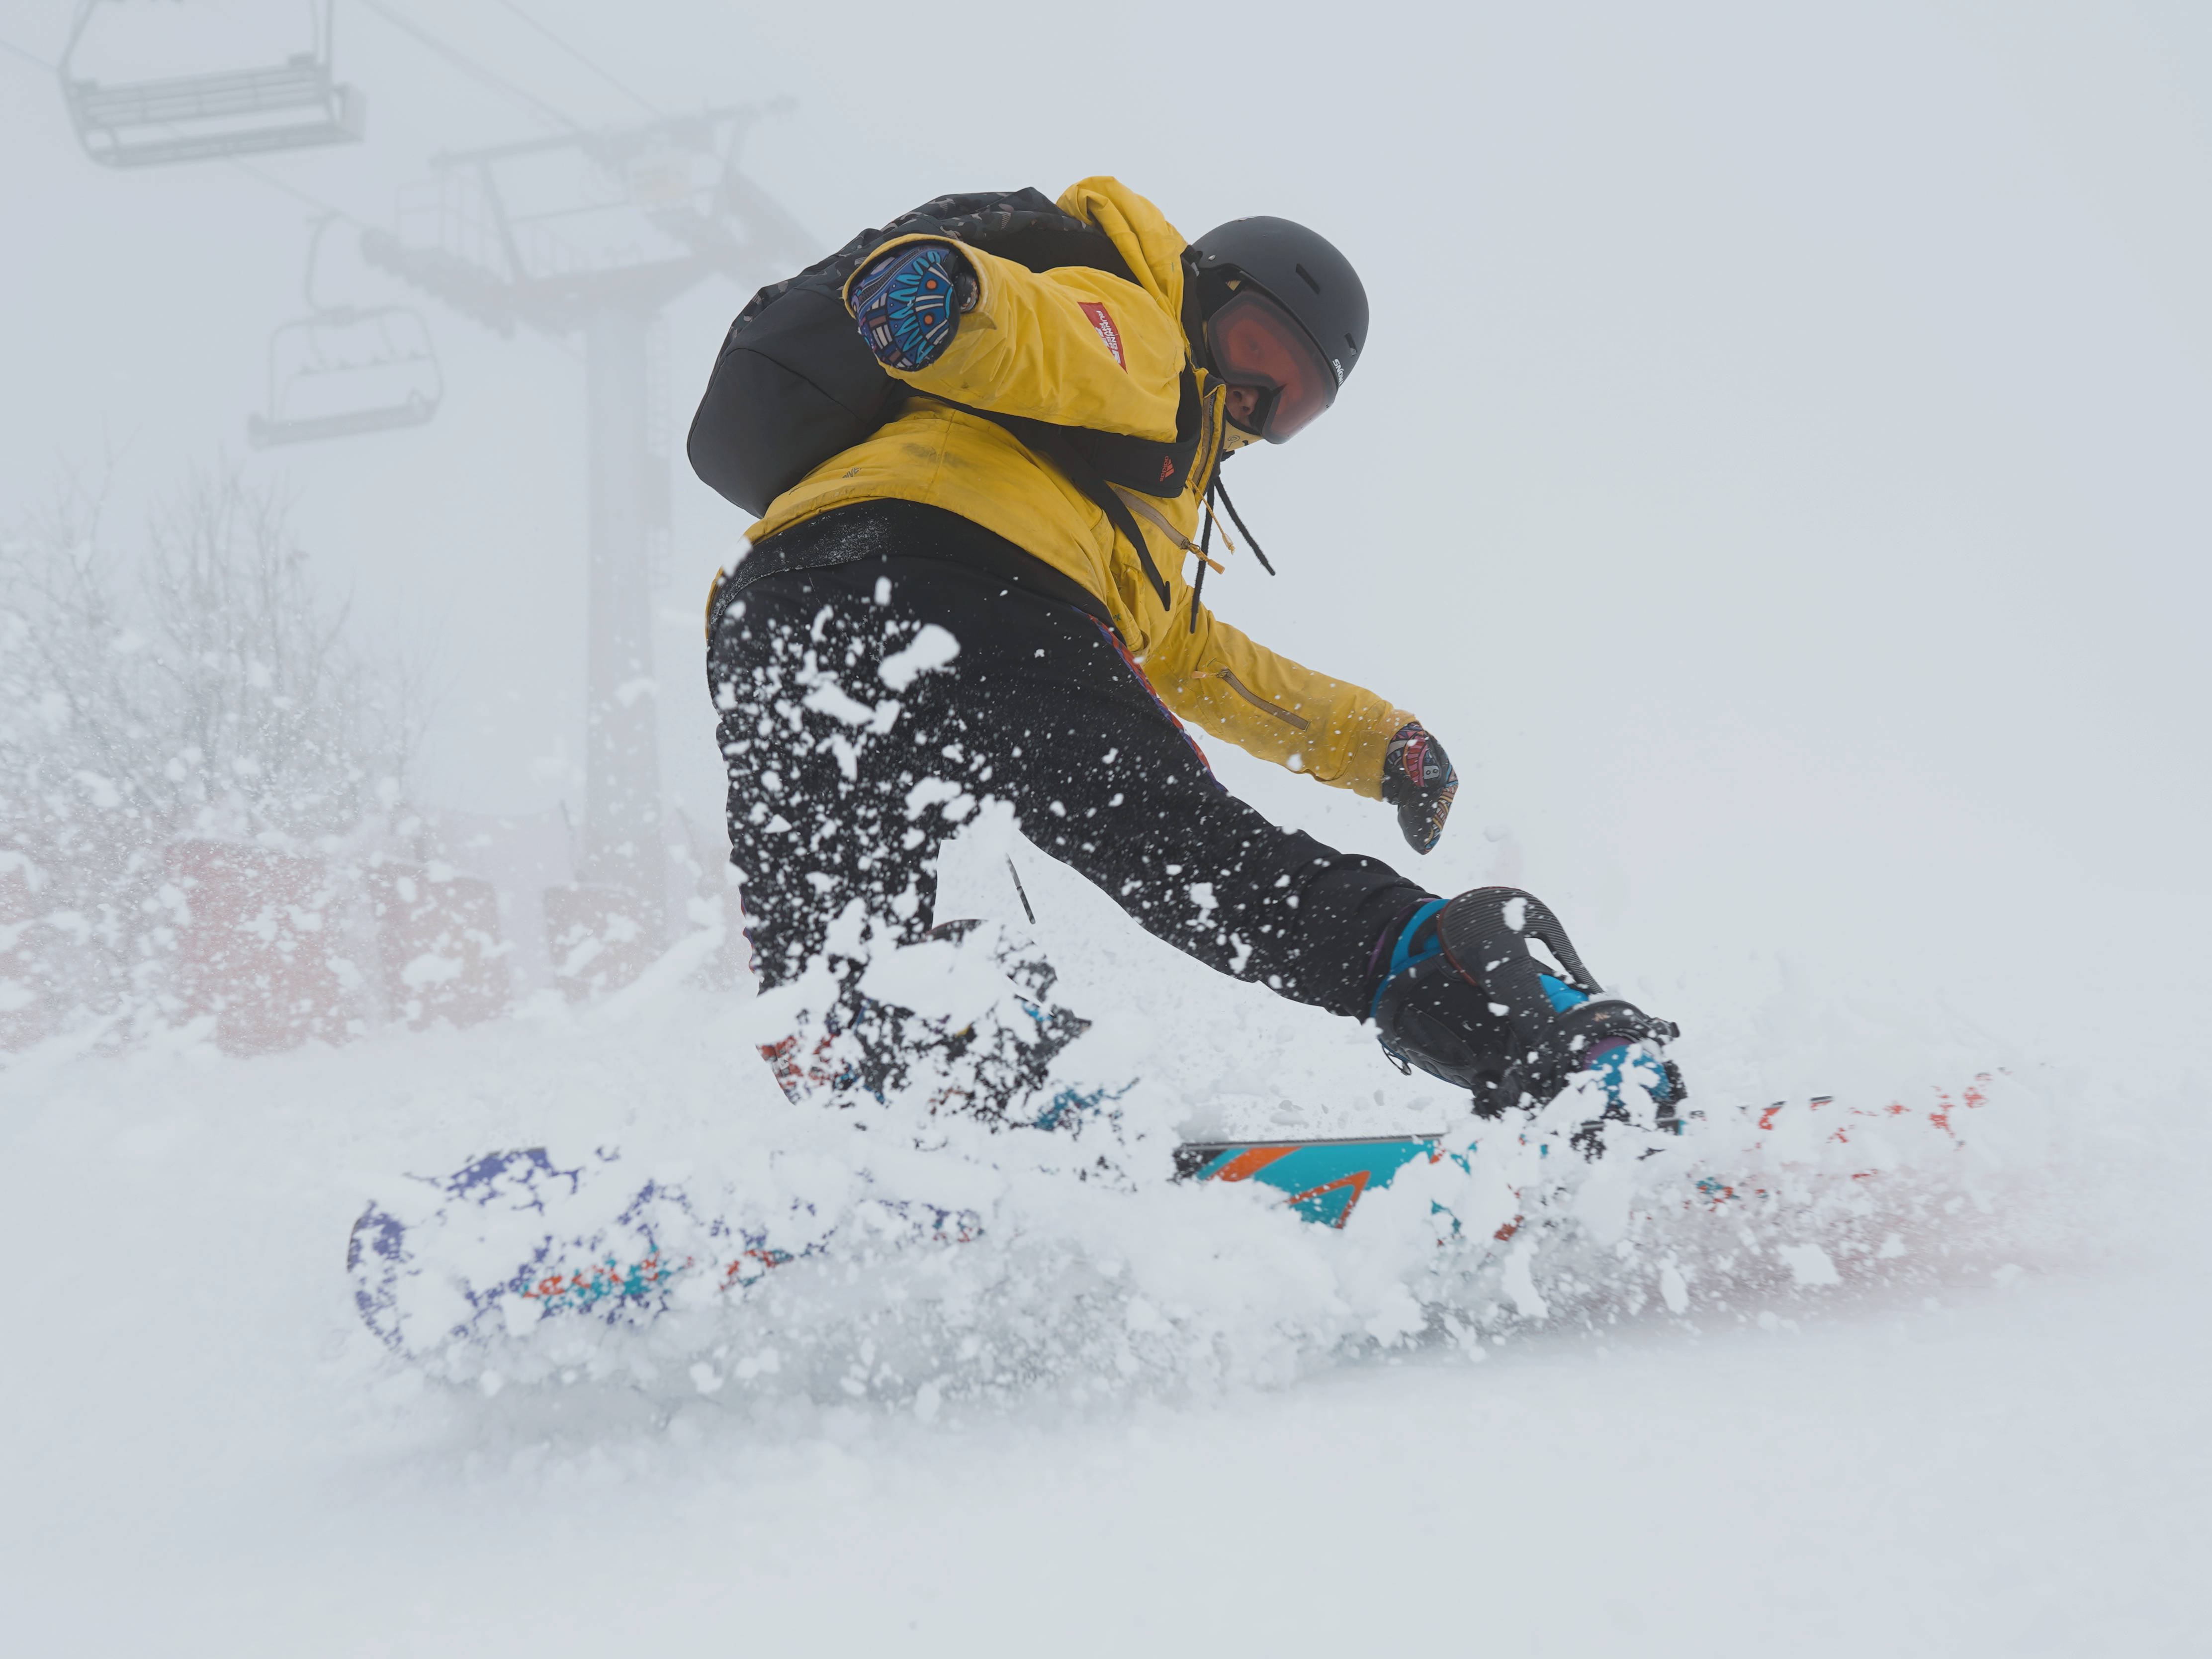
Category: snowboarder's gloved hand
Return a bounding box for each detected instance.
[851,241,978,372]
[1381,721,1458,854]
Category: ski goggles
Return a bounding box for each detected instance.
[1204,288,1338,442]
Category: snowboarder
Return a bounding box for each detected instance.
[695,178,1680,1126]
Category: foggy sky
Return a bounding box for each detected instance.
[4,0,2209,1045]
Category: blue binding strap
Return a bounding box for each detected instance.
[1537,971,1591,1014]
[1369,898,1449,1020]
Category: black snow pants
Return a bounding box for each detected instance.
[706,501,1429,1022]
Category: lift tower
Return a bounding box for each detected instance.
[363,109,810,924]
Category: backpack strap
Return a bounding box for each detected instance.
[962,408,1175,609]
[1060,367,1206,500]
[927,354,1210,613]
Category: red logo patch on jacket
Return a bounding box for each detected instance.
[1078,301,1126,369]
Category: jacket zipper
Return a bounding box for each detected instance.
[1210,667,1310,731]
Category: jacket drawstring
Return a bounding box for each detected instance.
[1189,481,1217,632]
[1210,474,1275,575]
[1187,469,1279,633]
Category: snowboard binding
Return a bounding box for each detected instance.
[1370,887,1685,1138]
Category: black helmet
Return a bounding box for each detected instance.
[1187,215,1368,441]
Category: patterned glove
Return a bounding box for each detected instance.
[851,241,978,372]
[1381,722,1458,854]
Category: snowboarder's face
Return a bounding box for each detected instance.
[1206,287,1338,442]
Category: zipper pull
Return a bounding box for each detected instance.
[1202,502,1238,558]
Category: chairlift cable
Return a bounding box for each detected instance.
[354,0,584,134]
[225,158,366,228]
[487,0,663,119]
[0,32,55,71]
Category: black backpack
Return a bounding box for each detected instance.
[686,188,1206,607]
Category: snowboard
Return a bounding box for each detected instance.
[349,1087,1997,1363]
[348,1128,1459,1359]
[1173,1131,1446,1227]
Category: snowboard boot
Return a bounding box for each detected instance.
[1369,887,1685,1142]
[918,918,1093,1125]
[759,921,1093,1129]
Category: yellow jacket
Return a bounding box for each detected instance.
[743,178,1411,800]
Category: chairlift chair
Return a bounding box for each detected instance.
[248,218,443,448]
[60,0,364,168]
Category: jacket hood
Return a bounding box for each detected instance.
[1057,177,1188,323]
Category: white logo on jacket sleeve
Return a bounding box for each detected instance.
[1078,301,1127,370]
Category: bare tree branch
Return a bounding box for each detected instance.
[0,460,436,1040]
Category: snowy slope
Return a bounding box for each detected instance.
[3,863,2205,1659]
[8,0,2212,1650]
